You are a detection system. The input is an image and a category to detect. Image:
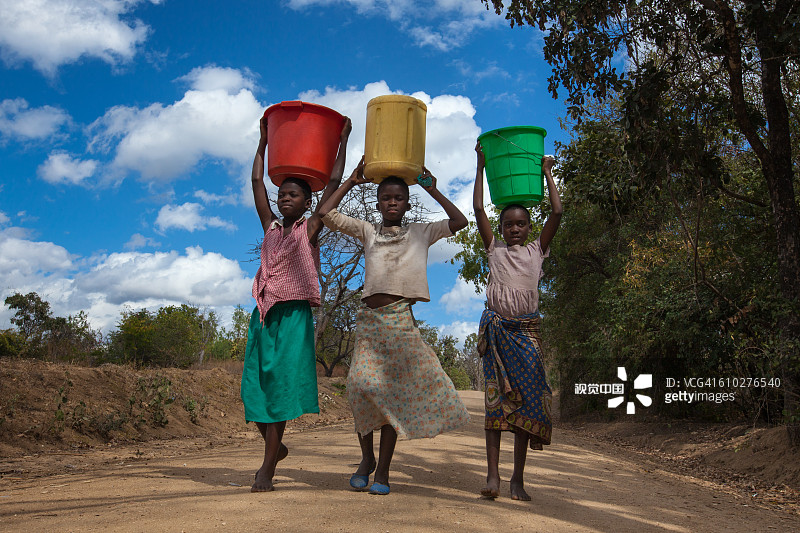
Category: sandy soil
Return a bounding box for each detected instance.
[1,391,799,533]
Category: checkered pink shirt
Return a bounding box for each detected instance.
[252,217,321,322]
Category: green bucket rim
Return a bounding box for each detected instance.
[478,125,548,147]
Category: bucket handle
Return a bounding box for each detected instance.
[488,131,541,160]
[280,101,304,110]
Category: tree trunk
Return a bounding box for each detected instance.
[753,10,800,445]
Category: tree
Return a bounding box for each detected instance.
[3,292,102,361]
[4,292,52,353]
[483,0,800,440]
[462,332,484,391]
[315,288,360,376]
[0,329,23,358]
[418,321,473,390]
[109,304,218,367]
[45,311,103,362]
[208,304,251,361]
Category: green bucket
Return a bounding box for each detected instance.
[478,126,547,208]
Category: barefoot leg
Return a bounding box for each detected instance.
[510,430,531,501]
[372,424,397,486]
[252,421,286,492]
[258,423,289,462]
[481,429,501,498]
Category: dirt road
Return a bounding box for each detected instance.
[1,391,798,532]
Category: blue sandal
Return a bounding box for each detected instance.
[368,482,390,495]
[349,464,376,491]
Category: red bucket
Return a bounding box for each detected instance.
[264,101,345,192]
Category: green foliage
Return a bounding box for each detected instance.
[449,221,491,291]
[182,396,208,424]
[45,311,104,362]
[3,293,102,362]
[50,377,72,434]
[545,97,784,420]
[0,329,23,358]
[483,0,800,426]
[49,374,90,434]
[222,305,251,361]
[129,375,174,428]
[108,304,218,368]
[444,365,472,391]
[418,321,476,390]
[5,291,52,344]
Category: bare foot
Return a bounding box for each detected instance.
[510,480,530,501]
[277,443,288,462]
[251,469,275,492]
[480,476,500,499]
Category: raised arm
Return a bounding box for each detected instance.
[308,117,352,243]
[473,142,494,249]
[253,116,276,233]
[318,155,368,219]
[419,166,468,234]
[538,156,562,253]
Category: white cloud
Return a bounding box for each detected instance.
[0,212,9,226]
[178,65,256,93]
[0,228,75,282]
[124,233,160,250]
[287,0,498,51]
[428,238,462,264]
[76,246,251,307]
[0,0,161,76]
[38,151,98,185]
[482,91,521,107]
[440,276,485,315]
[87,65,262,182]
[0,98,70,140]
[194,189,239,206]
[451,59,511,82]
[0,228,253,332]
[438,320,479,349]
[155,202,236,233]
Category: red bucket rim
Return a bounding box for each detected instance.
[263,100,344,122]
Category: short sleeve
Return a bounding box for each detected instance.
[322,208,373,243]
[420,219,453,246]
[529,237,549,281]
[532,237,550,259]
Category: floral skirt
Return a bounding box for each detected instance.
[479,309,552,450]
[348,300,470,439]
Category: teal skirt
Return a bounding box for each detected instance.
[240,301,319,423]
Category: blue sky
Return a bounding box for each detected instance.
[0,0,568,346]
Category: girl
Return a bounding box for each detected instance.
[241,114,351,492]
[473,143,562,501]
[318,162,471,496]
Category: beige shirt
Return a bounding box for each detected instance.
[486,236,550,317]
[323,209,453,302]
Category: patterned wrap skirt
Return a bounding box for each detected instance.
[348,299,471,439]
[240,301,319,423]
[479,309,552,450]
